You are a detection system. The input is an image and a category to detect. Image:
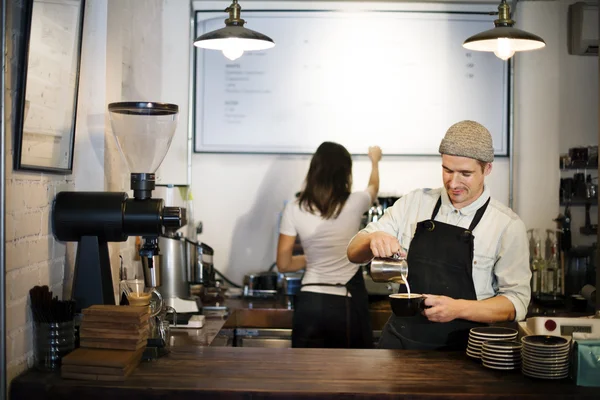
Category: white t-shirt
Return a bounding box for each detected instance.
[279,191,372,296]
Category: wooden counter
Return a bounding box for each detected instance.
[10,346,597,399]
[9,297,598,399]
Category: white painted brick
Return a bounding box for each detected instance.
[8,266,41,301]
[6,240,29,271]
[6,179,17,213]
[13,171,43,182]
[6,150,14,177]
[41,210,50,236]
[49,260,65,287]
[6,298,30,333]
[29,236,52,265]
[8,326,33,365]
[8,182,27,212]
[6,212,16,242]
[53,181,73,197]
[13,210,42,239]
[50,283,64,300]
[53,238,66,260]
[24,183,49,209]
[38,260,51,287]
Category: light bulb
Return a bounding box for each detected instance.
[493,38,516,61]
[222,47,244,61]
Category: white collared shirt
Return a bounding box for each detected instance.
[360,186,531,321]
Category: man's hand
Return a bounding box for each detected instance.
[422,295,466,323]
[368,231,402,258]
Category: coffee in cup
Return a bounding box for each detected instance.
[127,292,152,307]
[389,293,426,317]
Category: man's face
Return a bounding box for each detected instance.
[442,154,492,209]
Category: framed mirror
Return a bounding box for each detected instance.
[13,0,85,174]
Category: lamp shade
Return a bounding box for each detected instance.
[194,25,274,51]
[462,0,545,60]
[193,0,274,61]
[463,26,546,52]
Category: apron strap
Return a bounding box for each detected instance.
[468,197,490,231]
[431,197,442,219]
[430,196,491,232]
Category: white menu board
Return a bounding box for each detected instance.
[194,11,509,155]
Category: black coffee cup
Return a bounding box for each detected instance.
[389,293,426,317]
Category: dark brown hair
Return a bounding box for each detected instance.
[476,160,488,173]
[298,142,352,219]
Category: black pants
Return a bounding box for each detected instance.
[292,291,373,349]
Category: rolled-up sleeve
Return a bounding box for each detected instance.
[494,218,531,321]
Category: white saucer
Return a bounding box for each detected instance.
[466,349,481,359]
[483,361,519,370]
[470,327,519,337]
[522,367,569,379]
[521,354,570,364]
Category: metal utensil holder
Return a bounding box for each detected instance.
[34,320,75,371]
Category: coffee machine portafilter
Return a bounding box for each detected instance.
[51,102,186,311]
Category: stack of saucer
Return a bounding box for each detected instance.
[521,335,571,380]
[466,327,518,359]
[480,340,522,370]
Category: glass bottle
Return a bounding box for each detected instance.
[545,241,560,296]
[531,240,545,297]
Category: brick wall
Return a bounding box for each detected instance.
[3,0,76,383]
[4,0,174,388]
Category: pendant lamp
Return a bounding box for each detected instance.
[193,0,275,61]
[463,0,545,61]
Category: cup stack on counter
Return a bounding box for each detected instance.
[466,327,519,361]
[521,335,571,380]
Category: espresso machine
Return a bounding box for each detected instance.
[52,102,186,311]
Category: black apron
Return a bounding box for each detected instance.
[292,267,373,348]
[378,196,490,350]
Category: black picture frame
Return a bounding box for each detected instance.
[13,0,85,174]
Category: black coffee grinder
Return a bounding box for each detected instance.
[52,102,186,311]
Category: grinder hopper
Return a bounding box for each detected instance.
[52,102,186,310]
[108,102,182,288]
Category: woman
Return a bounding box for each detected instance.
[277,142,382,348]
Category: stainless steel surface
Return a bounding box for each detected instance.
[238,337,291,348]
[142,254,162,288]
[184,238,198,282]
[159,235,189,299]
[1,0,7,395]
[363,270,394,296]
[187,240,215,285]
[209,307,391,347]
[509,55,514,210]
[281,272,302,296]
[213,328,292,348]
[243,288,278,298]
[370,257,408,283]
[236,328,292,348]
[243,271,280,297]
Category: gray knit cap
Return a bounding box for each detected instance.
[438,120,494,163]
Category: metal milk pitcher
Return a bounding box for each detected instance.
[370,256,408,284]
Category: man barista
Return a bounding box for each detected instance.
[347,120,531,350]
